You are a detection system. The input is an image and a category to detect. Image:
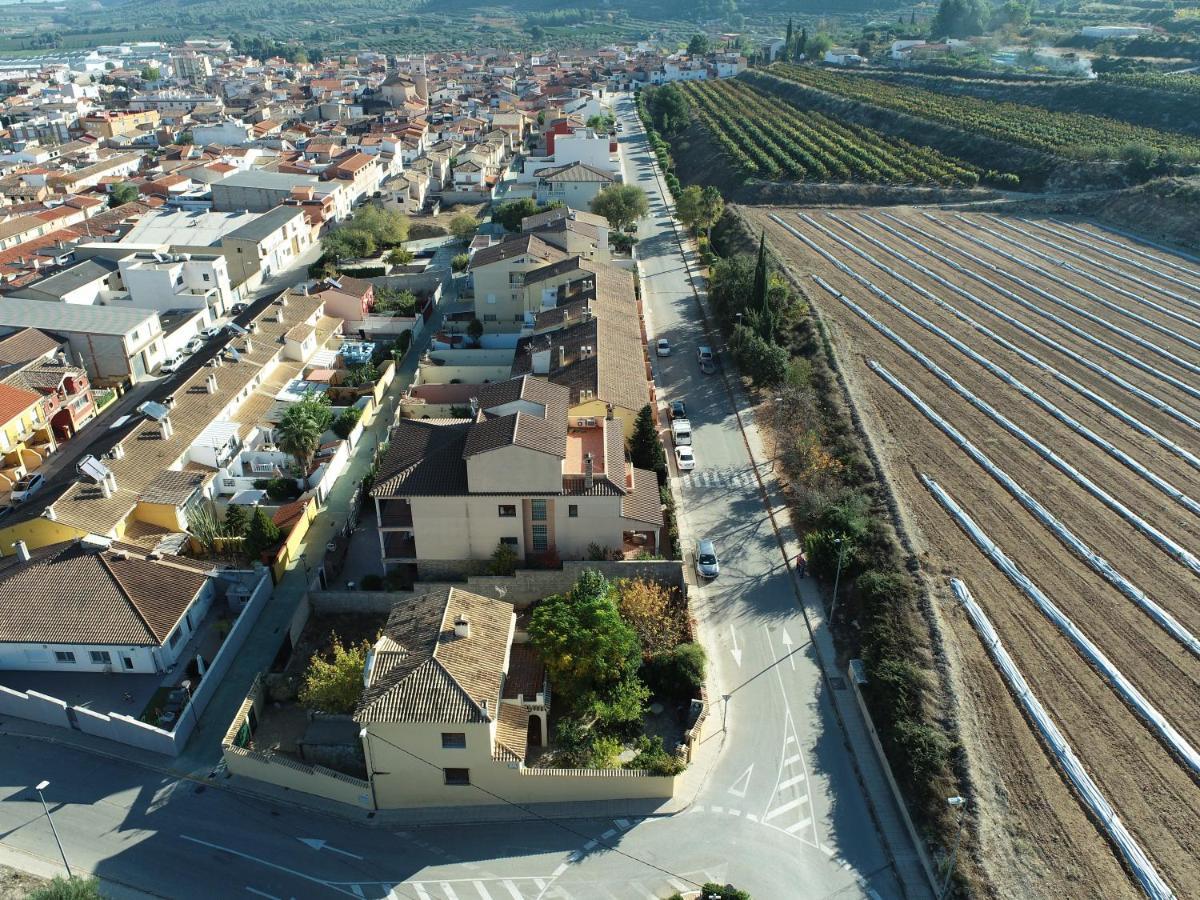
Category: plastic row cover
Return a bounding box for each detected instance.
[951,577,1178,900]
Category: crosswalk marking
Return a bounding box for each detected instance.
[615,818,632,829]
[779,773,807,790]
[474,882,493,900]
[414,887,432,900]
[502,880,522,900]
[441,884,459,900]
[765,796,810,820]
[680,467,757,490]
[785,818,814,834]
[783,754,802,767]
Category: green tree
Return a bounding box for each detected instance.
[467,317,485,345]
[629,404,668,483]
[140,66,160,81]
[529,570,642,705]
[278,391,332,471]
[687,33,711,56]
[322,228,376,260]
[351,203,409,247]
[993,0,1031,28]
[586,113,615,132]
[244,506,282,560]
[385,247,414,266]
[451,252,470,272]
[731,324,788,387]
[223,503,249,536]
[797,27,808,60]
[492,197,539,231]
[28,876,103,900]
[299,633,369,713]
[109,182,139,207]
[490,539,519,575]
[448,213,478,242]
[785,18,794,56]
[645,83,690,134]
[590,183,649,231]
[931,0,989,38]
[675,185,723,240]
[751,232,772,339]
[807,32,834,58]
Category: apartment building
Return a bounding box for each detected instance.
[78,110,161,139]
[372,375,662,580]
[220,205,312,289]
[469,234,566,330]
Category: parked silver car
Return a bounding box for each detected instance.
[695,539,719,579]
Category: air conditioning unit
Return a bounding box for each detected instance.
[575,418,587,427]
[585,417,596,427]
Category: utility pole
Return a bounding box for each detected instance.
[828,536,848,622]
[35,781,72,878]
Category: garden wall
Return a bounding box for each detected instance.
[0,686,71,727]
[310,560,686,612]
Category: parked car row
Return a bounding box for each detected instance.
[160,319,241,374]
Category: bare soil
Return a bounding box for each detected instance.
[747,205,1200,900]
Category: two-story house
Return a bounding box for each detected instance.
[0,328,96,443]
[469,234,566,331]
[533,162,615,212]
[372,375,662,582]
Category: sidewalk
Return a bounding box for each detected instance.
[629,103,937,899]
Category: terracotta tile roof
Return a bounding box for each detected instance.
[0,540,210,646]
[139,469,208,505]
[501,642,545,701]
[355,587,515,725]
[0,381,42,424]
[621,467,665,526]
[372,418,471,497]
[469,233,564,270]
[0,328,60,366]
[493,701,528,762]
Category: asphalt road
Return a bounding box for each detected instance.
[0,104,900,900]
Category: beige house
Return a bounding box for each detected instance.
[522,206,610,262]
[372,376,662,581]
[469,234,566,330]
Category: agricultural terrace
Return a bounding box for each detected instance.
[768,64,1200,161]
[750,206,1200,899]
[678,79,991,186]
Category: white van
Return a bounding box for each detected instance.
[671,418,692,446]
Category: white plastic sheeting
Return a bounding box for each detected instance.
[809,273,1200,577]
[937,214,1200,356]
[808,212,1200,473]
[923,474,1200,779]
[815,211,1200,448]
[870,359,1200,659]
[966,215,1200,329]
[875,212,1200,404]
[1045,218,1200,285]
[950,577,1178,900]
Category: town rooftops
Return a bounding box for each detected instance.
[120,208,263,247]
[13,257,119,300]
[355,586,515,728]
[0,539,211,647]
[0,297,159,337]
[223,204,304,243]
[212,169,319,191]
[532,161,614,183]
[468,232,565,270]
[0,381,42,422]
[0,328,61,366]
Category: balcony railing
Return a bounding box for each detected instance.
[382,532,417,560]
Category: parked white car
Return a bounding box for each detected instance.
[655,338,671,357]
[160,353,185,374]
[674,445,696,471]
[11,473,44,503]
[183,337,205,355]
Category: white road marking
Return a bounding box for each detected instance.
[785,818,814,834]
[668,878,689,891]
[745,814,759,822]
[764,796,809,820]
[584,840,597,850]
[821,845,838,858]
[729,625,742,667]
[727,763,754,798]
[710,805,723,814]
[552,864,568,878]
[442,884,460,900]
[784,735,797,746]
[533,879,546,891]
[502,880,522,900]
[783,754,803,767]
[182,835,358,898]
[778,773,807,790]
[687,805,704,814]
[727,809,741,817]
[414,886,432,900]
[474,883,494,900]
[350,887,365,898]
[602,829,617,839]
[615,819,631,829]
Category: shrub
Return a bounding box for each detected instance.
[298,634,369,713]
[587,734,624,768]
[451,252,470,272]
[333,407,362,439]
[265,477,298,501]
[627,735,685,776]
[642,642,706,700]
[617,577,684,655]
[338,265,386,278]
[244,506,282,559]
[29,877,103,900]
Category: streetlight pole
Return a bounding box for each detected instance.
[35,781,71,878]
[828,537,847,623]
[940,795,967,899]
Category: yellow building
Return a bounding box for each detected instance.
[0,382,56,495]
[79,110,161,139]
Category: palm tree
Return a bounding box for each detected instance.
[277,410,322,473]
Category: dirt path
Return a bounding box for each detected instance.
[747,205,1200,900]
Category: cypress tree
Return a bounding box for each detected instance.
[752,232,773,339]
[785,18,793,59]
[798,27,808,59]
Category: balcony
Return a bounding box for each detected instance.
[379,499,413,528]
[382,532,417,561]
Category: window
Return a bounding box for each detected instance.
[509,272,523,286]
[500,536,518,548]
[175,276,184,287]
[530,499,547,521]
[168,629,181,648]
[568,504,578,518]
[483,314,497,322]
[90,650,112,665]
[443,767,470,786]
[498,504,517,518]
[202,273,211,282]
[532,524,548,553]
[55,651,76,664]
[441,733,466,749]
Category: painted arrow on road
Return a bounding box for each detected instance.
[780,627,796,671]
[729,625,742,667]
[297,838,363,859]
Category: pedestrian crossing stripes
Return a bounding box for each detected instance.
[397,877,548,900]
[679,466,758,490]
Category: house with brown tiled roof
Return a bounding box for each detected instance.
[0,538,215,675]
[373,374,662,581]
[468,233,567,331]
[0,328,97,444]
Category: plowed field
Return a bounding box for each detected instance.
[747,207,1200,900]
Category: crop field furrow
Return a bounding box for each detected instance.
[748,207,1200,898]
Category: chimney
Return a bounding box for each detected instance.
[584,452,594,491]
[606,402,614,421]
[159,416,174,440]
[205,373,218,394]
[276,308,285,323]
[244,337,254,353]
[13,541,30,563]
[110,442,125,460]
[43,506,57,521]
[468,397,479,418]
[100,478,113,498]
[558,345,566,367]
[104,471,118,494]
[454,615,471,639]
[279,294,288,307]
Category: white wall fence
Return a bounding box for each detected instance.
[0,569,272,756]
